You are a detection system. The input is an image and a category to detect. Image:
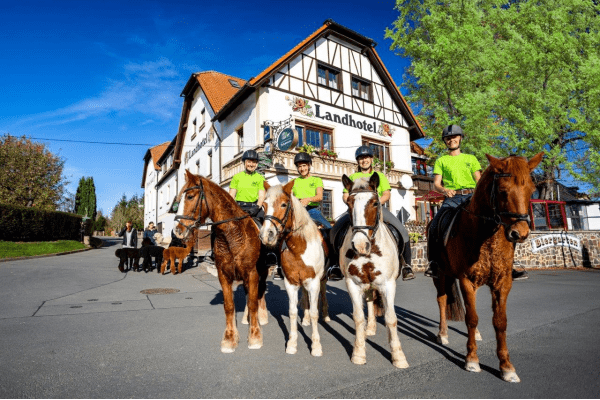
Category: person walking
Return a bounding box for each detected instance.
[117,221,138,248]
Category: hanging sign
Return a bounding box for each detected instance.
[277,128,298,151]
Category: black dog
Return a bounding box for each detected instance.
[115,248,140,272]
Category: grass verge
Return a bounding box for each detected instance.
[0,240,87,259]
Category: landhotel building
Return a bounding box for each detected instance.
[142,20,425,240]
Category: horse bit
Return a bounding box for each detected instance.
[348,188,381,242]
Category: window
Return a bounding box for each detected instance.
[362,137,390,162]
[237,127,244,153]
[317,64,341,91]
[352,77,372,101]
[199,108,205,130]
[295,122,333,150]
[229,79,241,89]
[412,158,429,176]
[319,189,333,220]
[191,118,197,141]
[196,159,200,175]
[208,150,212,177]
[530,200,567,230]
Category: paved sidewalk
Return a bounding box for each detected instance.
[0,238,599,398]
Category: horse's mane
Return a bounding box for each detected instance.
[266,184,320,241]
[351,177,371,191]
[194,175,247,218]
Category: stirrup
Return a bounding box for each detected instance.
[424,261,439,279]
[401,266,415,281]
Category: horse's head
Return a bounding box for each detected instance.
[259,180,295,247]
[342,173,381,256]
[482,152,544,243]
[173,170,209,240]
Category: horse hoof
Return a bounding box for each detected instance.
[393,359,409,369]
[242,318,249,325]
[351,355,367,365]
[311,347,323,357]
[259,316,269,325]
[437,335,449,345]
[220,346,236,353]
[248,342,263,350]
[286,346,297,355]
[465,362,481,373]
[502,370,521,383]
[366,328,376,336]
[475,329,483,341]
[323,316,331,322]
[301,316,310,326]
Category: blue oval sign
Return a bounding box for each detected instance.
[277,128,298,151]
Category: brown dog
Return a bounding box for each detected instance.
[115,248,140,272]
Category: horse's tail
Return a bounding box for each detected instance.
[445,278,465,322]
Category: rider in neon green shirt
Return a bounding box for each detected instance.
[291,152,331,228]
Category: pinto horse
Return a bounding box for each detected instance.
[173,170,269,353]
[259,180,327,356]
[432,153,543,383]
[340,173,409,369]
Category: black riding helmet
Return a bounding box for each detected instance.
[442,125,464,139]
[242,149,259,162]
[355,145,374,160]
[294,152,312,166]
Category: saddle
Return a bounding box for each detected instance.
[428,199,470,248]
[331,221,403,252]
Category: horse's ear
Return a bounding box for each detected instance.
[263,181,271,191]
[283,180,295,195]
[528,152,544,171]
[369,172,380,192]
[342,174,354,192]
[185,169,199,185]
[485,154,506,172]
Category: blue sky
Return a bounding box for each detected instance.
[0,0,413,216]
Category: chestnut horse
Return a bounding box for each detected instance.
[432,153,543,383]
[259,180,327,356]
[340,173,409,369]
[173,170,269,353]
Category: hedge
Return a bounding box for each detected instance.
[0,204,83,242]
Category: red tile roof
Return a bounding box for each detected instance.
[195,71,246,113]
[149,142,170,170]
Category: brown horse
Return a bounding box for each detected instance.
[432,152,543,382]
[173,170,268,353]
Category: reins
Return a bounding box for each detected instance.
[173,178,251,238]
[465,172,531,232]
[348,188,381,242]
[263,191,294,238]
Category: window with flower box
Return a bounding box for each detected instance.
[295,122,333,151]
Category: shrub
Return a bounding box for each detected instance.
[0,203,82,242]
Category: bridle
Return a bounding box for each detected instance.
[172,178,250,239]
[263,191,293,238]
[348,188,381,242]
[468,173,531,232]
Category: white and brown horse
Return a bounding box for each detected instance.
[259,180,326,356]
[174,170,269,353]
[340,173,409,368]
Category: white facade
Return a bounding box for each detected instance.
[144,22,424,238]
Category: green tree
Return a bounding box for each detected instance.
[109,194,143,232]
[0,134,68,209]
[75,177,97,220]
[386,0,600,198]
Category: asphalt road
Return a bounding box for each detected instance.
[1,238,599,398]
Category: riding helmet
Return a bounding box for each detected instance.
[442,125,464,139]
[294,152,312,166]
[242,149,259,162]
[355,145,374,160]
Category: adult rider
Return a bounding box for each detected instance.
[330,145,416,281]
[424,125,528,281]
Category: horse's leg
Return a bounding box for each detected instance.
[257,273,269,325]
[491,283,520,382]
[366,299,377,336]
[434,275,449,345]
[306,278,323,357]
[319,278,330,322]
[300,287,311,326]
[382,280,409,368]
[347,279,367,365]
[218,270,239,353]
[242,294,249,325]
[246,270,263,350]
[459,278,481,372]
[284,279,300,354]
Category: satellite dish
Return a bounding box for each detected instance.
[400,174,413,189]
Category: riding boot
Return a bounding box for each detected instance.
[425,237,439,279]
[400,241,415,281]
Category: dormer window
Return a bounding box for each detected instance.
[229,79,241,89]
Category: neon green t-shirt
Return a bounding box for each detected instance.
[433,153,481,190]
[343,171,391,197]
[292,176,323,207]
[230,171,265,202]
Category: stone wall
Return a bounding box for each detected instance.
[409,230,600,270]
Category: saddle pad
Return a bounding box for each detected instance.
[332,222,401,251]
[429,207,462,247]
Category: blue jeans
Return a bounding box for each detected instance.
[307,207,332,228]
